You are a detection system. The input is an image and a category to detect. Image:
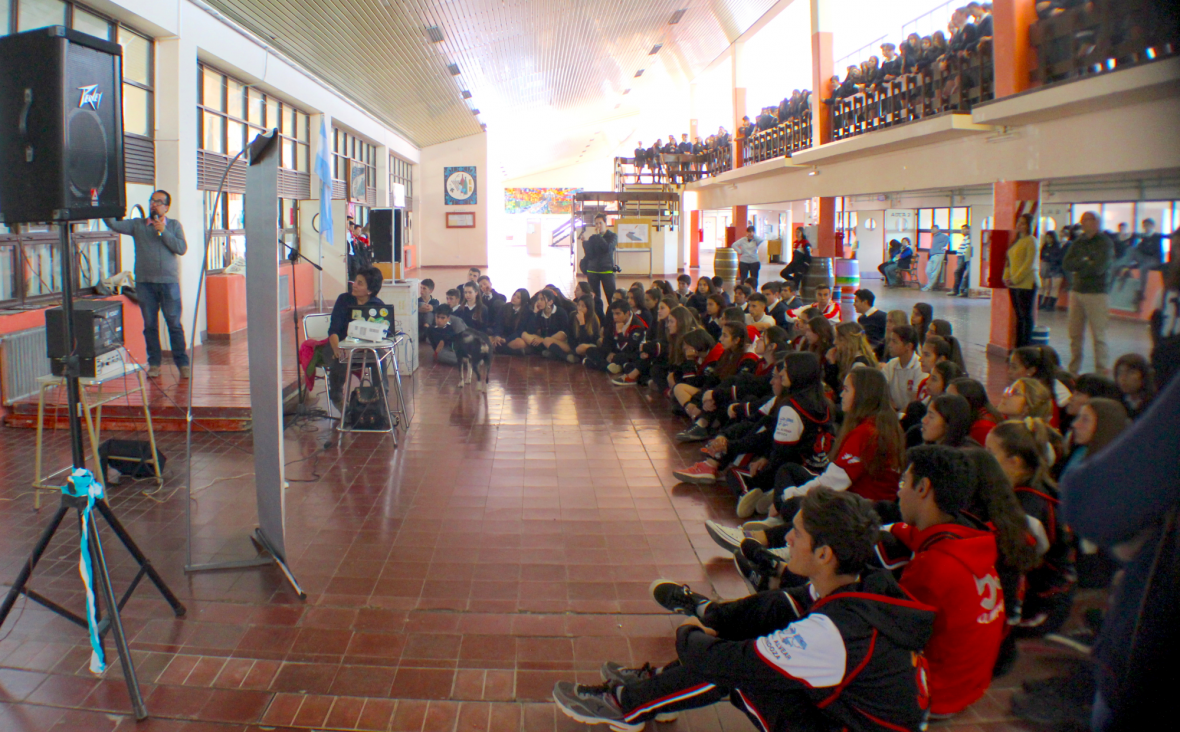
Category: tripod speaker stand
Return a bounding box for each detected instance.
[0,27,185,720]
[0,226,186,721]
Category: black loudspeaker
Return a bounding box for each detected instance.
[0,26,125,224]
[370,208,393,263]
[393,209,404,264]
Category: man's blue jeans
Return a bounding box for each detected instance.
[138,282,189,367]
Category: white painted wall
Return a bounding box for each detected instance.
[419,133,489,267]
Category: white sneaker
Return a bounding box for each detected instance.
[606,362,623,374]
[704,520,747,552]
[742,516,785,532]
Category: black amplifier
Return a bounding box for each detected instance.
[46,299,123,376]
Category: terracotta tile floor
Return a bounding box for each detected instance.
[0,253,1141,731]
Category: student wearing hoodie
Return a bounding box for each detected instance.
[552,488,937,732]
[880,444,1005,717]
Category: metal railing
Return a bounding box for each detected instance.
[1030,0,1178,85]
[831,44,994,140]
[740,108,814,165]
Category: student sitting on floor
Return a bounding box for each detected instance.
[761,281,789,327]
[676,322,761,442]
[520,288,570,359]
[824,322,879,397]
[745,292,775,332]
[947,377,1002,446]
[733,284,752,312]
[702,294,726,341]
[552,488,936,732]
[686,276,713,313]
[455,282,492,333]
[788,283,840,324]
[1113,352,1156,419]
[417,278,438,333]
[878,444,1006,717]
[583,300,647,373]
[985,419,1076,640]
[675,273,693,303]
[426,304,466,366]
[613,295,677,386]
[491,288,533,355]
[568,295,603,363]
[881,325,924,411]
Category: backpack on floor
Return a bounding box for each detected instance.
[346,386,390,430]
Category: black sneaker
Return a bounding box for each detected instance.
[552,680,642,732]
[734,551,775,594]
[675,424,710,442]
[649,580,710,617]
[740,538,788,575]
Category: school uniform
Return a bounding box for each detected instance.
[1012,481,1077,636]
[775,417,902,503]
[584,314,647,371]
[615,572,935,732]
[881,354,924,410]
[788,299,841,324]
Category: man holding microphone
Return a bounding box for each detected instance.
[105,190,189,379]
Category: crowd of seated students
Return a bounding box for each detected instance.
[418,261,1180,730]
[824,2,994,131]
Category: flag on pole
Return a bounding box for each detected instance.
[315,118,334,246]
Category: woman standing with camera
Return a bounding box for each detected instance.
[580,213,618,320]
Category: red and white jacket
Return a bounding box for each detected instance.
[788,299,841,324]
[779,418,902,503]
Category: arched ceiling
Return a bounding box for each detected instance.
[204,0,781,157]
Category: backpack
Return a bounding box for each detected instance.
[346,386,390,430]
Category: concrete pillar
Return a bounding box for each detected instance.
[732,41,747,169]
[732,205,749,246]
[154,33,203,344]
[810,0,837,258]
[375,144,390,209]
[992,0,1039,97]
[809,0,835,150]
[988,181,1041,355]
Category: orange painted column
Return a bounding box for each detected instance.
[992,0,1038,96]
[988,181,1040,355]
[689,210,701,268]
[810,1,836,259]
[732,205,748,245]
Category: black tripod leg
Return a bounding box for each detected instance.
[87,512,147,720]
[93,500,186,617]
[0,504,70,627]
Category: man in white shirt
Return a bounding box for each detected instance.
[745,293,776,332]
[788,284,841,324]
[880,325,924,410]
[733,226,763,284]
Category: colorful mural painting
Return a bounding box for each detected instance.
[504,187,581,215]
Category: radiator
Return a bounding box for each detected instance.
[0,327,51,405]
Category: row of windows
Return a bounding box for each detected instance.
[390,155,413,202]
[2,0,154,137]
[198,65,311,172]
[334,129,376,189]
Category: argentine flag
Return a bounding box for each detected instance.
[315,118,334,246]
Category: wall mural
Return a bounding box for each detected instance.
[504,187,581,215]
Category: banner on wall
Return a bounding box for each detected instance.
[504,187,581,215]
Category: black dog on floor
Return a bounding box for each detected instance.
[453,328,492,391]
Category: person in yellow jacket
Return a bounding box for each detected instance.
[1003,213,1041,348]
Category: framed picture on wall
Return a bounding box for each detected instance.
[349,159,367,203]
[446,212,476,228]
[444,166,477,205]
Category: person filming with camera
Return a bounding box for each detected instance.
[104,190,189,380]
[579,213,618,320]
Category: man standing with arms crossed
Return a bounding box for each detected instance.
[1063,211,1114,374]
[105,190,189,379]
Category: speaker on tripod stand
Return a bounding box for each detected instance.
[0,26,181,721]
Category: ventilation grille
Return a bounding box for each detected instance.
[124,135,155,184]
[0,327,51,405]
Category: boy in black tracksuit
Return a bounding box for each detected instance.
[584,300,646,372]
[553,488,935,732]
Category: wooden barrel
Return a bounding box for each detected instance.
[713,246,739,294]
[801,256,835,300]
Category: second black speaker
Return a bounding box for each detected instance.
[0,26,125,224]
[369,208,403,263]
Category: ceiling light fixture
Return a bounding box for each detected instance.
[634,69,644,77]
[471,109,480,115]
[426,25,444,43]
[649,44,662,55]
[669,9,687,24]
[808,167,820,176]
[461,90,472,99]
[447,63,460,75]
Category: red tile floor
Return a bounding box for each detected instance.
[0,253,1144,731]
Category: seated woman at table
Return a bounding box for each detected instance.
[324,267,388,410]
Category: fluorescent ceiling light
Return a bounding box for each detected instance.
[670,9,686,24]
[447,63,460,75]
[426,26,444,43]
[649,44,663,55]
